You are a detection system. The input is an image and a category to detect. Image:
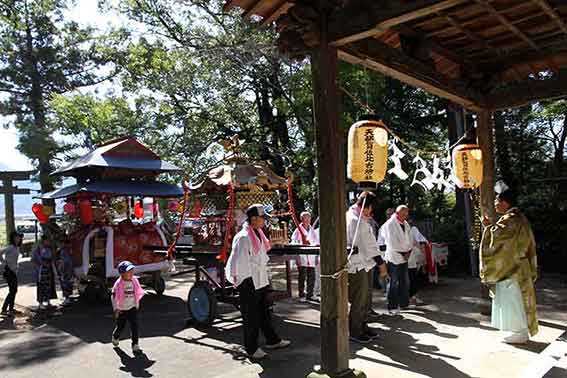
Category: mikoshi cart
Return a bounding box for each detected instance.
[35,137,184,302]
[170,155,319,326]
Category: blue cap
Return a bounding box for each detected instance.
[117,261,135,274]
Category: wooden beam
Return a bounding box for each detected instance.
[338,39,485,111]
[0,170,33,181]
[261,1,292,26]
[441,12,503,55]
[474,0,539,50]
[242,0,264,20]
[329,0,467,46]
[0,186,31,195]
[531,0,567,36]
[476,110,496,223]
[485,74,567,110]
[308,2,352,377]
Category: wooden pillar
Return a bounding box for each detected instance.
[308,5,357,378]
[3,178,15,239]
[476,110,496,222]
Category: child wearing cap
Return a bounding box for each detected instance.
[111,261,145,353]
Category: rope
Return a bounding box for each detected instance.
[320,197,367,280]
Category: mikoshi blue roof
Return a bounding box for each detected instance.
[36,181,184,200]
[52,137,181,177]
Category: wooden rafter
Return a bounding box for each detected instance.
[486,74,567,110]
[441,12,503,55]
[531,0,567,36]
[261,1,293,26]
[338,39,485,111]
[474,0,539,50]
[329,0,467,46]
[242,1,264,20]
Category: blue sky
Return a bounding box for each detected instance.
[1,0,121,217]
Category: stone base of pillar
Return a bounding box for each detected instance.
[307,369,367,378]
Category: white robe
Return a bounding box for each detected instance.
[408,226,428,269]
[383,215,413,266]
[291,225,320,267]
[346,206,378,273]
[225,228,270,290]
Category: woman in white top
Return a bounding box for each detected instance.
[225,204,291,360]
[1,231,23,316]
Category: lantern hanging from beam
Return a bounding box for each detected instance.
[347,117,389,187]
[452,144,483,189]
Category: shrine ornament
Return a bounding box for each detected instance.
[452,144,483,189]
[347,117,389,187]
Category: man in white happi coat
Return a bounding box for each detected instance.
[291,211,319,301]
[225,204,291,360]
[382,205,414,314]
[407,217,428,306]
[346,192,387,344]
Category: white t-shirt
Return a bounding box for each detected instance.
[119,281,136,311]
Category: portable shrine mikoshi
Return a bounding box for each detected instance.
[171,154,319,326]
[35,137,183,302]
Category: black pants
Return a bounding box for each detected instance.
[113,307,139,345]
[237,278,280,354]
[348,270,370,338]
[387,262,410,310]
[298,266,315,298]
[2,267,18,312]
[409,268,419,298]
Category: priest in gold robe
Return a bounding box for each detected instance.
[480,183,538,344]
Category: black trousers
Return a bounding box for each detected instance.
[409,268,419,298]
[2,267,18,312]
[298,266,315,298]
[237,278,280,354]
[113,307,139,345]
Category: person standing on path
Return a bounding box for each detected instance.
[383,205,413,314]
[225,204,291,360]
[291,211,319,302]
[480,183,538,344]
[346,192,387,344]
[112,261,145,353]
[32,236,58,309]
[56,237,75,306]
[407,217,428,307]
[1,231,23,316]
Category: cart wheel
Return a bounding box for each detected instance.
[187,281,217,326]
[154,277,166,296]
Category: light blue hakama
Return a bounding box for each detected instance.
[491,278,529,333]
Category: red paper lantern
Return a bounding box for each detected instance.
[79,200,94,225]
[134,201,144,219]
[168,200,179,212]
[32,203,49,224]
[63,202,76,215]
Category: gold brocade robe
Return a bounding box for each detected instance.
[480,208,538,336]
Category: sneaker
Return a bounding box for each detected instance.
[0,310,8,316]
[38,303,46,310]
[368,308,381,317]
[388,308,400,315]
[265,339,291,350]
[132,344,143,353]
[350,334,372,344]
[365,328,379,339]
[249,348,268,360]
[298,297,307,303]
[306,297,319,303]
[62,298,73,306]
[112,337,119,347]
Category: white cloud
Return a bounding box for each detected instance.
[0,126,33,171]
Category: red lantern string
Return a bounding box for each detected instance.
[218,183,235,263]
[166,182,190,259]
[287,181,308,245]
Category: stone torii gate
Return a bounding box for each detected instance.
[225,1,567,377]
[0,171,33,240]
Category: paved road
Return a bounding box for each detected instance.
[1,266,567,378]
